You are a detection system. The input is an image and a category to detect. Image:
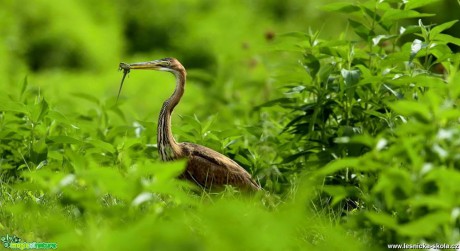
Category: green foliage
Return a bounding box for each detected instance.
[1,0,460,250]
[258,0,460,246]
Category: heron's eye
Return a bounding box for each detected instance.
[165,61,171,66]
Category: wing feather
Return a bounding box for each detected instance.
[179,142,260,191]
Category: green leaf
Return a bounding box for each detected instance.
[430,20,458,39]
[31,138,48,165]
[323,185,360,206]
[303,54,320,76]
[79,167,135,201]
[341,69,360,86]
[348,19,371,41]
[201,115,217,135]
[372,168,412,208]
[145,160,187,182]
[362,6,381,23]
[30,98,49,123]
[108,105,126,122]
[317,158,360,176]
[365,212,398,229]
[404,0,441,10]
[372,35,396,46]
[318,63,336,83]
[397,212,451,237]
[425,169,460,195]
[47,136,82,145]
[19,76,28,100]
[284,85,306,95]
[399,25,421,36]
[408,196,451,210]
[434,34,460,46]
[87,139,116,153]
[348,134,375,147]
[0,100,28,114]
[383,84,403,99]
[391,75,446,88]
[382,9,434,21]
[47,110,73,126]
[389,100,432,123]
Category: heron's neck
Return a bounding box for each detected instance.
[157,70,186,161]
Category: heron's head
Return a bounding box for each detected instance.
[117,58,186,102]
[119,58,185,76]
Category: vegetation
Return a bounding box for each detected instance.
[1,0,460,250]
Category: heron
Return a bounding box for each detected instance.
[118,58,261,191]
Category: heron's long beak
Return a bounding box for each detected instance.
[120,60,163,70]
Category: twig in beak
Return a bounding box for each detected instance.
[117,63,130,103]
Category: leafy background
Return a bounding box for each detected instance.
[1,0,460,250]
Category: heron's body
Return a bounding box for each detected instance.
[119,58,260,191]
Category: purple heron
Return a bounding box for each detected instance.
[118,58,260,191]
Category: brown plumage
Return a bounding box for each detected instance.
[118,58,260,191]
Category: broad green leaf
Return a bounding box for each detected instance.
[365,212,398,229]
[106,125,135,139]
[146,160,187,182]
[284,85,306,95]
[381,9,434,21]
[317,158,360,176]
[372,168,412,208]
[389,100,431,123]
[201,115,218,135]
[322,186,347,206]
[391,75,446,88]
[408,196,451,210]
[341,69,361,86]
[47,136,82,145]
[47,110,73,126]
[357,76,385,86]
[434,34,460,46]
[87,139,116,153]
[399,25,421,35]
[431,44,455,63]
[348,19,371,41]
[425,169,460,194]
[362,6,382,25]
[79,167,135,201]
[108,106,126,122]
[0,100,28,114]
[303,54,320,76]
[430,20,458,39]
[348,134,375,147]
[318,63,336,83]
[397,212,451,237]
